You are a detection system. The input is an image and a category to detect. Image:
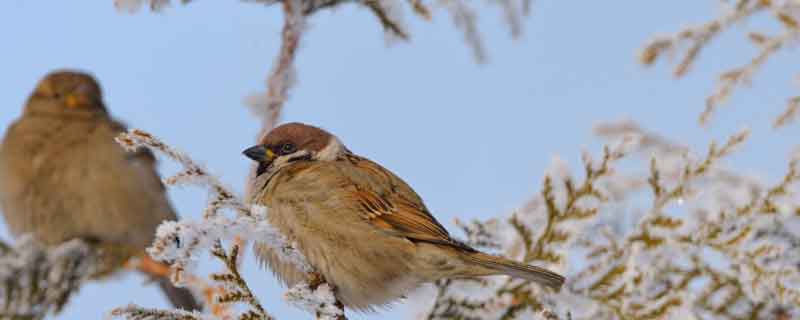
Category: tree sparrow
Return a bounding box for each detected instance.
[244,122,564,311]
[0,70,200,311]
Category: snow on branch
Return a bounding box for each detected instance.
[111,0,525,53]
[0,236,100,319]
[639,0,800,127]
[110,129,344,320]
[116,129,249,219]
[246,0,306,135]
[116,0,530,128]
[420,120,800,320]
[110,304,206,320]
[284,280,345,320]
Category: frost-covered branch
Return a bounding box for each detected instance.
[439,0,486,63]
[421,120,800,320]
[0,236,100,320]
[210,242,273,320]
[284,280,345,320]
[116,129,249,219]
[425,138,630,320]
[246,0,306,135]
[117,0,529,130]
[116,0,531,118]
[111,129,344,320]
[115,0,532,165]
[110,304,206,320]
[640,0,800,126]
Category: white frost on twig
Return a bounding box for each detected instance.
[491,0,523,38]
[248,0,308,135]
[116,129,249,219]
[422,122,800,319]
[0,236,99,319]
[113,129,343,319]
[148,205,312,284]
[284,283,343,320]
[114,0,173,13]
[108,303,210,320]
[373,0,410,43]
[438,0,486,63]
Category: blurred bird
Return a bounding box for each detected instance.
[244,122,564,311]
[0,70,201,311]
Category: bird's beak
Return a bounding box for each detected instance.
[64,93,93,109]
[243,145,275,163]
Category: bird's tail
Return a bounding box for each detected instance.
[463,251,565,290]
[157,278,202,311]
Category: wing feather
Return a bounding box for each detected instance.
[341,154,465,248]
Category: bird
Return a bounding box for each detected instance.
[243,122,565,311]
[0,70,201,311]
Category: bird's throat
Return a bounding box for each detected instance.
[256,163,270,177]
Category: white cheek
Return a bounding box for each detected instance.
[273,150,311,169]
[315,137,344,161]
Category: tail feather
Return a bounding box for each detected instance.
[157,278,203,311]
[465,252,565,290]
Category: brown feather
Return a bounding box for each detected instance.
[249,122,565,310]
[343,154,453,242]
[0,71,201,312]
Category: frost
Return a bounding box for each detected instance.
[0,236,100,319]
[284,283,343,320]
[111,129,341,320]
[438,0,486,63]
[638,0,800,126]
[421,120,800,319]
[114,0,173,13]
[108,304,211,320]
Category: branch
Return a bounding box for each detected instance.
[246,0,307,135]
[109,304,204,320]
[0,236,100,319]
[114,0,531,65]
[210,242,272,320]
[112,129,345,320]
[639,0,800,126]
[422,121,800,320]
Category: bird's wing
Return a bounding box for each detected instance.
[108,120,159,173]
[0,116,176,249]
[337,154,468,249]
[76,119,178,247]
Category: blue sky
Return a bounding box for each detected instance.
[0,1,797,319]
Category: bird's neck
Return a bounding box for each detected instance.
[315,137,346,161]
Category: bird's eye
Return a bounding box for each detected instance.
[280,143,296,155]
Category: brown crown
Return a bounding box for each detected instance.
[35,70,102,99]
[259,122,333,153]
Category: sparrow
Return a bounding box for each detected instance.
[244,122,565,311]
[0,70,201,311]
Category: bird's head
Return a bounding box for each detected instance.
[243,122,346,177]
[26,70,107,115]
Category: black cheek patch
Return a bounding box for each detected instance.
[256,163,269,176]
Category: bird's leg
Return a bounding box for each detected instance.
[308,271,325,290]
[306,271,347,320]
[133,253,232,315]
[129,253,171,279]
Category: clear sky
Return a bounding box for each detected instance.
[0,1,797,319]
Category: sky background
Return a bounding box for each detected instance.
[1,1,798,319]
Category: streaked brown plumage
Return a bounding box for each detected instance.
[245,122,564,311]
[0,70,200,311]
